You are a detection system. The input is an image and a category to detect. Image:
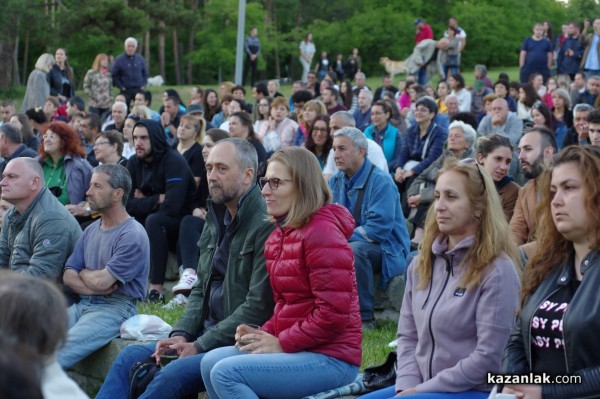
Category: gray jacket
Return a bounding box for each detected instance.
[0,188,81,282]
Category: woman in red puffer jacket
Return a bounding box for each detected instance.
[200,146,362,399]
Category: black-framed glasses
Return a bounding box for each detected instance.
[93,141,111,148]
[259,177,292,190]
[460,158,486,194]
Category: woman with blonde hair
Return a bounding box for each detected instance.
[502,145,600,398]
[22,53,54,112]
[200,146,361,398]
[294,99,327,146]
[362,158,520,399]
[83,53,113,116]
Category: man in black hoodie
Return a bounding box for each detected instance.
[127,119,196,302]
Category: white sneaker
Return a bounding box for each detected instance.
[163,293,189,309]
[172,271,198,294]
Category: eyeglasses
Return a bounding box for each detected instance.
[414,107,430,114]
[42,132,59,140]
[259,177,292,190]
[460,158,487,194]
[93,141,111,148]
[312,127,328,134]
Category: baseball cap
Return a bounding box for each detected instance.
[414,18,423,26]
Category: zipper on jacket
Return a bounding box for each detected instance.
[427,253,453,380]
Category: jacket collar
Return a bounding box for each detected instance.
[345,158,373,190]
[556,249,600,286]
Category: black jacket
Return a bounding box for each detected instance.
[48,64,75,99]
[126,119,196,222]
[503,249,600,398]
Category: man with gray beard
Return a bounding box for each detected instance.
[96,138,274,399]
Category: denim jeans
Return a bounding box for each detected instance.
[359,386,489,398]
[201,346,359,399]
[57,294,137,369]
[95,342,206,399]
[350,241,382,321]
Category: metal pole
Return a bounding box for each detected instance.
[234,0,246,85]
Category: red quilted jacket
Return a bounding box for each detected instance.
[261,204,362,366]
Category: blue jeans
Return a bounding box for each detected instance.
[95,342,206,399]
[351,241,382,321]
[201,346,358,399]
[57,294,136,369]
[359,386,489,398]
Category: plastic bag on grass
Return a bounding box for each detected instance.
[120,314,172,341]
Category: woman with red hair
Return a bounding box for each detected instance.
[39,121,92,221]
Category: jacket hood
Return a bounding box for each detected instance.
[133,119,168,160]
[313,204,355,240]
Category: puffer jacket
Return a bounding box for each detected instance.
[261,204,362,367]
[396,235,520,394]
[0,188,81,282]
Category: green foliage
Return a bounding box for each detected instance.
[2,0,589,87]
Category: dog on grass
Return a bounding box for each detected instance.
[147,75,165,87]
[379,57,408,79]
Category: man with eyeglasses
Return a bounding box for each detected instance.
[97,138,274,399]
[329,127,410,330]
[0,157,81,284]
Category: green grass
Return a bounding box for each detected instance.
[138,300,397,370]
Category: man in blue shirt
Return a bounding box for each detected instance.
[59,164,150,368]
[581,19,600,79]
[329,127,410,329]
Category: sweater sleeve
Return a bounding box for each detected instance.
[395,260,424,392]
[411,127,447,176]
[156,154,193,217]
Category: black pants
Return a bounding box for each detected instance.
[176,215,205,271]
[145,213,182,285]
[244,55,258,86]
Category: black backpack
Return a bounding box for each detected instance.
[128,357,161,399]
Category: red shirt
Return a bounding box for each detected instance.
[416,23,434,44]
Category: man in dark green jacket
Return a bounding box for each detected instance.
[96,138,274,399]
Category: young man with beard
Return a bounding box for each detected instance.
[126,119,196,302]
[510,127,557,245]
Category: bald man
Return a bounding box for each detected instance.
[477,98,523,148]
[0,157,81,282]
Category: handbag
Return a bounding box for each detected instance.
[362,351,397,391]
[128,356,161,399]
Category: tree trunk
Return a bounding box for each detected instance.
[172,30,181,85]
[0,39,16,90]
[13,17,20,86]
[158,21,166,82]
[144,30,151,74]
[186,0,198,84]
[22,29,29,84]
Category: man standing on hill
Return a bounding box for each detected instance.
[244,27,261,86]
[112,37,148,105]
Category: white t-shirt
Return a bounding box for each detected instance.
[323,138,389,177]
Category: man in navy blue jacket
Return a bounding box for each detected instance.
[112,37,148,105]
